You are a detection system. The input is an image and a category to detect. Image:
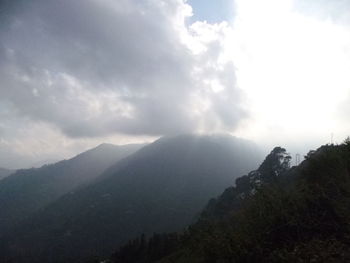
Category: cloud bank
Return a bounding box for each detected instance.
[0,0,244,141]
[1,0,350,168]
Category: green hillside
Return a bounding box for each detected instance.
[110,139,350,263]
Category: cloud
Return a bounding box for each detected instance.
[228,0,350,149]
[7,0,349,168]
[292,0,350,137]
[293,0,350,25]
[0,0,245,141]
[0,116,156,169]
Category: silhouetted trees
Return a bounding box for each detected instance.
[111,233,180,263]
[109,141,350,262]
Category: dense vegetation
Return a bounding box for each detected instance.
[109,139,350,263]
[111,233,181,263]
[0,134,260,263]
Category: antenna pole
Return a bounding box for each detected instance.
[331,133,334,145]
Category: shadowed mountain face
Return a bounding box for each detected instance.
[0,143,143,235]
[0,168,14,181]
[200,146,292,220]
[0,134,262,263]
[109,142,350,263]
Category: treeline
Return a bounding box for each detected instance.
[110,233,180,263]
[108,139,350,262]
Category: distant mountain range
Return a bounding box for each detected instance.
[0,134,262,263]
[0,143,143,235]
[0,168,14,181]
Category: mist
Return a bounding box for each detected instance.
[0,0,349,168]
[1,1,350,261]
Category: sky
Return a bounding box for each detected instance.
[0,0,350,168]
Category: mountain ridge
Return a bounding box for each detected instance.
[0,143,144,236]
[0,133,262,263]
[109,140,350,263]
[0,167,14,181]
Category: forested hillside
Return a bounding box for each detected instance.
[110,139,350,263]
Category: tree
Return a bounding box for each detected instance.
[258,147,291,182]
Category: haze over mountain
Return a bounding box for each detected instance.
[110,140,350,263]
[1,0,349,168]
[0,134,261,262]
[1,0,349,262]
[0,143,143,235]
[0,168,14,181]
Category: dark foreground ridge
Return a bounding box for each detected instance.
[110,139,350,263]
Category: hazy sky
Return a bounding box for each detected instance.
[0,0,350,168]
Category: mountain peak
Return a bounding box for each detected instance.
[1,134,262,262]
[95,143,117,149]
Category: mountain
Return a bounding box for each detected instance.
[110,146,293,263]
[0,168,14,181]
[0,143,143,235]
[111,140,350,263]
[200,146,292,220]
[0,134,262,263]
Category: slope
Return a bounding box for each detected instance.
[115,140,350,263]
[0,134,261,263]
[0,167,14,181]
[0,143,143,235]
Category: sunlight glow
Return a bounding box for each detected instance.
[231,0,350,146]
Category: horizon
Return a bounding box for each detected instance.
[2,131,347,170]
[1,0,349,168]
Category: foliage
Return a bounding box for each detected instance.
[110,141,350,262]
[172,142,350,262]
[111,233,180,263]
[200,146,291,220]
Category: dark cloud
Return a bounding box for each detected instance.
[0,0,245,139]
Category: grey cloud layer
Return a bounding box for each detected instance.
[0,0,245,138]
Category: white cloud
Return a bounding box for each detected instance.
[2,0,349,168]
[231,0,350,152]
[0,0,244,167]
